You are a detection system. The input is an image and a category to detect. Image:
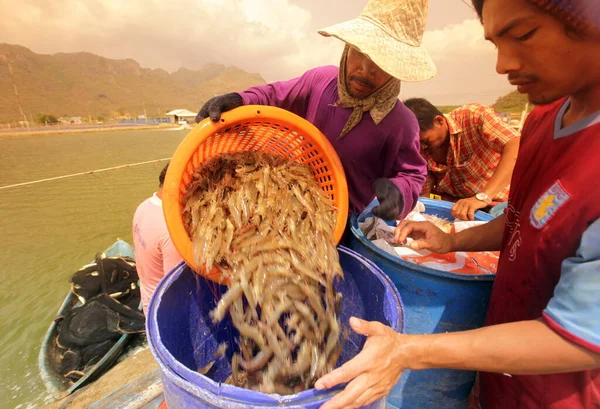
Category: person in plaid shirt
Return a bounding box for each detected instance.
[404,99,520,220]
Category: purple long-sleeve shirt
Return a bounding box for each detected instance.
[240,65,426,217]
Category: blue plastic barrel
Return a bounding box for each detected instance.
[147,246,404,409]
[348,198,496,409]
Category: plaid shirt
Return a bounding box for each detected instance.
[422,104,519,202]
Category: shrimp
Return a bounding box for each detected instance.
[210,283,243,323]
[184,151,345,394]
[241,348,273,373]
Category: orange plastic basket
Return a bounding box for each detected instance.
[162,105,349,282]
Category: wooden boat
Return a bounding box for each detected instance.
[38,239,143,399]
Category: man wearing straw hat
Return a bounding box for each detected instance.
[196,0,435,222]
[315,0,600,408]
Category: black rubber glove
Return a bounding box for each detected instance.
[196,92,243,123]
[372,178,404,221]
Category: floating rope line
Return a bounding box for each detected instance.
[0,157,171,191]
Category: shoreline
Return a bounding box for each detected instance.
[0,124,183,139]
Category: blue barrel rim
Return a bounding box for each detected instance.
[155,349,341,409]
[416,198,494,222]
[351,198,495,282]
[147,246,404,405]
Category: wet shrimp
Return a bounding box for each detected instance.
[184,151,346,394]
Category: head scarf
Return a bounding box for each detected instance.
[527,0,600,33]
[333,45,402,139]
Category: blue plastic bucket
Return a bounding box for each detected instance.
[348,198,496,409]
[147,246,404,409]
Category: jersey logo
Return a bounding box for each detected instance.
[530,181,571,229]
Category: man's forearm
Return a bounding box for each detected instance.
[403,319,600,375]
[483,137,520,199]
[449,213,505,252]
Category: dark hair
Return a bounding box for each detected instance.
[159,162,169,187]
[472,0,484,22]
[403,98,444,132]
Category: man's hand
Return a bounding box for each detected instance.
[394,220,455,253]
[451,196,488,221]
[315,318,406,409]
[196,93,243,123]
[372,179,404,221]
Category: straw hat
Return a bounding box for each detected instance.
[318,0,437,82]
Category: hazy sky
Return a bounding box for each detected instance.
[0,0,515,104]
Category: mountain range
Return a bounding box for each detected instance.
[0,43,530,124]
[0,44,266,123]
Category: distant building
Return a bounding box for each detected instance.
[58,116,83,124]
[166,109,197,124]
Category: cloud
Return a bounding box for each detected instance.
[0,0,336,77]
[402,18,514,105]
[0,0,514,104]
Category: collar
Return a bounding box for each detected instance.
[554,98,600,139]
[424,114,463,169]
[149,192,162,207]
[444,114,462,135]
[444,114,464,165]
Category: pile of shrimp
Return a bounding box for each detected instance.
[182,151,345,395]
[423,214,452,233]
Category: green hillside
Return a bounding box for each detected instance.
[493,90,532,113]
[0,44,266,123]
